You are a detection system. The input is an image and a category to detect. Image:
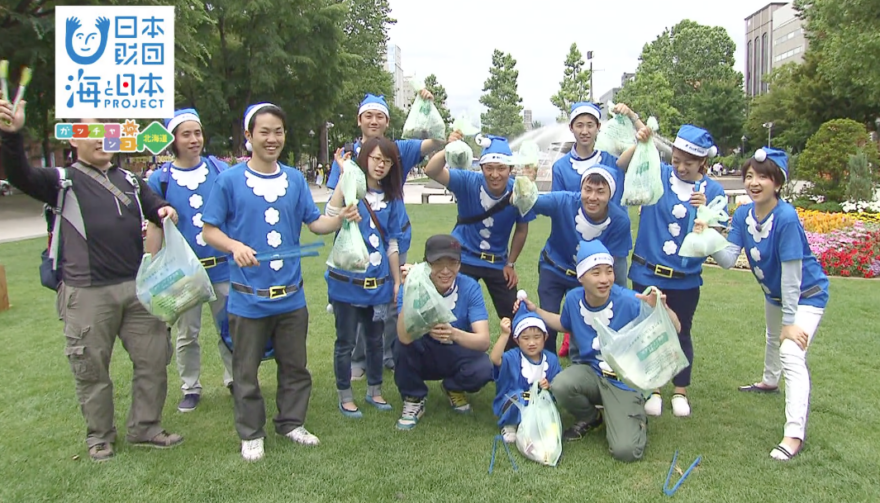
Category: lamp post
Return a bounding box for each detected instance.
[587,50,594,103]
[762,122,773,147]
[741,135,747,156]
[874,118,880,143]
[308,129,315,169]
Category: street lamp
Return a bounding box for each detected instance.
[741,135,747,156]
[587,51,594,103]
[762,122,773,147]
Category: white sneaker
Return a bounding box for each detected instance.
[501,425,517,444]
[671,394,691,417]
[241,438,264,461]
[645,393,663,416]
[286,426,320,446]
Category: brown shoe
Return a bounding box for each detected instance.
[88,442,115,462]
[132,431,184,449]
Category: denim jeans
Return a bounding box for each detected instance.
[332,302,384,398]
[351,252,406,370]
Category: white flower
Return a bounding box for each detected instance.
[483,217,494,228]
[761,283,771,294]
[368,234,380,248]
[267,230,282,248]
[189,193,203,209]
[672,204,688,219]
[575,209,610,241]
[663,240,678,255]
[479,228,492,239]
[479,240,491,250]
[369,251,382,267]
[171,164,209,190]
[750,247,762,262]
[479,186,504,211]
[745,211,774,243]
[579,299,614,329]
[520,354,549,384]
[246,170,288,203]
[270,260,283,271]
[264,207,280,226]
[668,222,681,237]
[195,232,206,247]
[754,266,765,280]
[365,191,387,211]
[192,213,204,228]
[443,283,459,311]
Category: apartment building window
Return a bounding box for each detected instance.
[746,40,753,94]
[754,36,760,95]
[762,33,768,92]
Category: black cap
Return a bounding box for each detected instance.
[424,234,462,263]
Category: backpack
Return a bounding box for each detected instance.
[157,156,228,199]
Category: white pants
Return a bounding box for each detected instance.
[761,300,824,440]
[174,281,234,394]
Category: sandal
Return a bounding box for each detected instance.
[770,442,803,461]
[338,402,363,419]
[738,383,780,393]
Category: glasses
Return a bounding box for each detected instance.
[369,155,393,167]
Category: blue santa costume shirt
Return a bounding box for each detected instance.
[533,191,632,282]
[629,163,725,290]
[201,163,321,318]
[447,169,536,270]
[326,190,405,306]
[551,148,625,205]
[493,348,562,427]
[396,272,488,338]
[559,284,641,391]
[327,138,423,254]
[147,157,231,284]
[727,201,829,309]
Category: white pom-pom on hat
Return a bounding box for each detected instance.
[708,145,718,158]
[475,134,491,148]
[754,148,767,162]
[516,289,528,301]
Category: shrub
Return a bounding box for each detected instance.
[797,119,879,203]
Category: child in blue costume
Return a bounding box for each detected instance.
[202,103,359,461]
[491,291,562,443]
[146,108,234,413]
[521,241,682,462]
[709,147,829,461]
[618,122,725,418]
[531,166,631,355]
[422,135,536,346]
[325,137,406,418]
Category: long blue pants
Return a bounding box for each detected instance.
[393,337,493,400]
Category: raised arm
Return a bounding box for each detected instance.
[490,318,513,366]
[423,148,451,187]
[0,100,60,204]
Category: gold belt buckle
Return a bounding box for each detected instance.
[565,269,577,277]
[601,369,618,380]
[522,391,530,402]
[268,285,287,299]
[363,277,378,289]
[200,257,217,269]
[654,264,674,278]
[479,252,496,263]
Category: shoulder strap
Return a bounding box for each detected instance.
[70,162,133,207]
[48,168,71,269]
[158,162,173,198]
[456,194,512,225]
[363,201,386,245]
[205,156,228,174]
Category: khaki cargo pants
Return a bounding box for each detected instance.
[57,280,172,447]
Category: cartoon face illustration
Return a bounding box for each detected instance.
[73,28,99,56]
[65,17,110,65]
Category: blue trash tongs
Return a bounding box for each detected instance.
[252,241,324,263]
[663,450,701,496]
[488,434,518,474]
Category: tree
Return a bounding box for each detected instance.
[550,43,591,117]
[797,119,879,202]
[531,120,543,129]
[423,74,451,127]
[845,152,876,204]
[479,49,525,138]
[614,71,681,138]
[744,64,813,153]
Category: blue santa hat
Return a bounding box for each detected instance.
[358,94,390,118]
[475,134,513,165]
[581,167,616,198]
[513,290,547,339]
[569,101,602,126]
[243,103,277,152]
[165,108,201,134]
[575,240,614,278]
[673,124,718,158]
[754,146,789,180]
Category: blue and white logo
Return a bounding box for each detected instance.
[55,6,174,119]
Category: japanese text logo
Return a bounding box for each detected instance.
[55,120,173,155]
[54,6,175,119]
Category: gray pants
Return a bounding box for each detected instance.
[229,307,312,441]
[174,281,234,393]
[552,364,647,463]
[351,251,406,370]
[57,280,171,447]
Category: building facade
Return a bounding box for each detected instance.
[771,3,807,68]
[523,109,533,130]
[386,44,409,110]
[745,2,807,97]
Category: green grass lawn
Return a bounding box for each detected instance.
[0,205,878,502]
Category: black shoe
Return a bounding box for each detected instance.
[563,412,604,441]
[227,382,234,394]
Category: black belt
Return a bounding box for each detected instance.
[200,256,228,269]
[542,251,577,277]
[402,221,411,232]
[231,280,303,299]
[327,270,389,289]
[463,247,507,265]
[632,254,686,279]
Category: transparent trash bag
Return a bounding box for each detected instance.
[595,289,689,393]
[511,176,538,216]
[679,195,731,257]
[340,159,367,204]
[512,373,563,467]
[445,140,474,170]
[452,111,481,137]
[402,79,446,141]
[136,217,216,324]
[402,262,456,338]
[595,101,637,156]
[513,140,540,168]
[327,161,370,272]
[621,117,663,207]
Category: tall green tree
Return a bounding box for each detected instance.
[550,43,591,118]
[614,71,681,138]
[744,64,813,152]
[797,118,879,202]
[479,49,525,138]
[423,74,451,126]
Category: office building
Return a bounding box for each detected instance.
[771,3,807,68]
[386,44,409,110]
[745,2,808,97]
[523,109,533,130]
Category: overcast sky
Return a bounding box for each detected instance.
[387,0,773,125]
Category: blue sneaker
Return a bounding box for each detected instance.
[396,397,425,430]
[177,394,200,412]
